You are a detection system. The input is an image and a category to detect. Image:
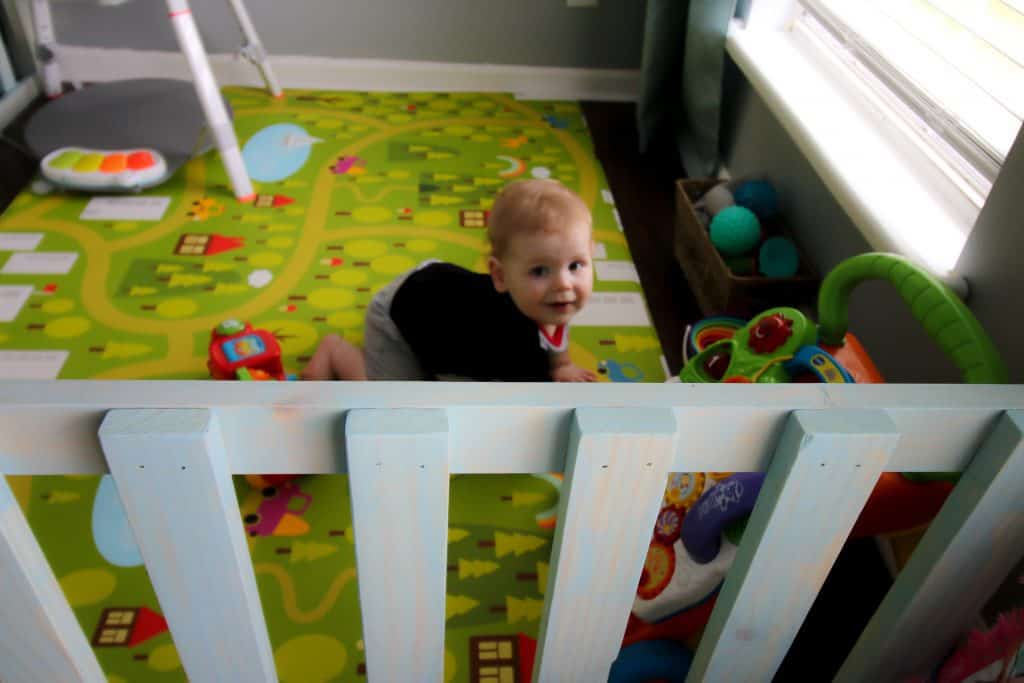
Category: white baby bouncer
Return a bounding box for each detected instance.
[26,0,279,200]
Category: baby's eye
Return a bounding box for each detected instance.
[569,260,587,272]
[529,266,548,277]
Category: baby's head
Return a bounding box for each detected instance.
[487,179,594,331]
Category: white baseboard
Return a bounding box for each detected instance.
[55,46,640,102]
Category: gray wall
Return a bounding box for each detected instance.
[51,0,646,69]
[721,61,1024,384]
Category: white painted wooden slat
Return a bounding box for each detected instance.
[2,382,1022,475]
[98,409,276,683]
[346,409,450,683]
[532,407,677,682]
[687,409,899,682]
[837,409,1024,682]
[0,476,106,683]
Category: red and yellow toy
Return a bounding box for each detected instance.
[207,319,287,381]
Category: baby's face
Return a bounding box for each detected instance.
[491,219,594,331]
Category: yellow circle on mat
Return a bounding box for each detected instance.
[330,269,368,286]
[444,125,474,136]
[309,288,356,310]
[268,237,294,248]
[148,644,181,672]
[470,134,493,143]
[156,299,198,318]
[388,114,413,124]
[60,568,116,607]
[250,252,284,267]
[387,169,412,180]
[113,221,138,233]
[42,298,73,314]
[327,310,363,329]
[345,240,388,258]
[372,254,416,275]
[428,99,457,112]
[45,316,90,338]
[414,210,453,227]
[406,239,438,253]
[260,320,318,354]
[352,207,392,223]
[276,635,347,683]
[316,119,342,129]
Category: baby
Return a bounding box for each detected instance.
[302,178,597,382]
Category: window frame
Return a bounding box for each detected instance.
[727,0,1012,281]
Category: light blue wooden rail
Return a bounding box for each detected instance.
[1,380,1023,682]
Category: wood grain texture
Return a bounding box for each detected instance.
[687,409,899,682]
[0,476,106,683]
[1,382,1021,475]
[836,409,1024,682]
[346,409,450,683]
[98,409,277,683]
[533,407,677,682]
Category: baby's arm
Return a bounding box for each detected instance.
[550,350,597,382]
[301,334,368,380]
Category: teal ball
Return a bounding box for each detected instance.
[758,236,800,277]
[710,206,761,256]
[734,180,779,219]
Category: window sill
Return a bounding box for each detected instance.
[725,18,978,278]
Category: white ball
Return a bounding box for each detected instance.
[701,184,735,216]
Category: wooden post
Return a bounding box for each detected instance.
[0,476,106,682]
[346,409,450,682]
[99,408,276,682]
[837,410,1024,681]
[687,410,898,681]
[532,407,677,682]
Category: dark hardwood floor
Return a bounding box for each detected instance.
[581,101,699,375]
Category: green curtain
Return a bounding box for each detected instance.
[637,0,738,177]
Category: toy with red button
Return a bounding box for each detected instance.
[628,253,1009,672]
[40,147,168,191]
[208,319,287,381]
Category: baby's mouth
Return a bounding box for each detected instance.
[546,301,574,311]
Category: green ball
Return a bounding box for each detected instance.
[710,206,761,256]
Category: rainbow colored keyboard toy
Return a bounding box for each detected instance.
[40,147,168,191]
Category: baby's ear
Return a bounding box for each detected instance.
[488,256,508,292]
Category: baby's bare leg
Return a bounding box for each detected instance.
[301,334,368,380]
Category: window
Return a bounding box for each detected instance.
[727,1,1024,276]
[797,0,1024,208]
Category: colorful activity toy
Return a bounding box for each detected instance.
[207,319,287,381]
[616,252,1009,677]
[40,147,168,192]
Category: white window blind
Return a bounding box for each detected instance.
[797,0,1024,207]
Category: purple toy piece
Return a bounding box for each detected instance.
[681,472,765,564]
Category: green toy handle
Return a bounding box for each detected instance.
[817,253,1007,384]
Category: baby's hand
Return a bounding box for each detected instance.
[552,363,597,382]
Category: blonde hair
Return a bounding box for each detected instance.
[488,179,591,258]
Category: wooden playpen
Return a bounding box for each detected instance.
[1,380,1022,682]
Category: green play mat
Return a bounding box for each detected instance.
[1,88,667,682]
